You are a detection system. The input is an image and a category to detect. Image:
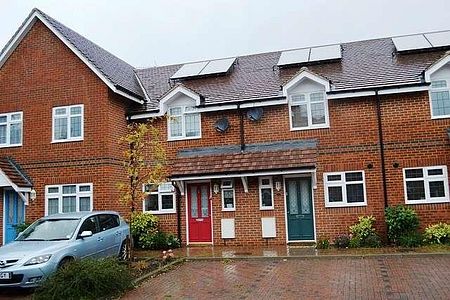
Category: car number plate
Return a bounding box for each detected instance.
[0,272,11,280]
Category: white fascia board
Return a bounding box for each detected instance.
[327,91,376,99]
[170,168,316,181]
[129,111,162,120]
[134,73,151,101]
[0,11,143,104]
[378,85,429,95]
[159,86,201,113]
[196,105,238,113]
[283,70,331,96]
[240,99,287,108]
[424,54,450,82]
[328,85,430,99]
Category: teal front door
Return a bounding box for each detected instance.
[285,177,314,241]
[4,191,25,244]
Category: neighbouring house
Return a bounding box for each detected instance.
[0,8,448,246]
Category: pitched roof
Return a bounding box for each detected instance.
[0,157,33,188]
[170,140,317,178]
[134,36,448,112]
[0,9,144,102]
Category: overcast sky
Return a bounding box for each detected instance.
[1,0,450,68]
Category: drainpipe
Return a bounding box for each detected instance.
[375,90,388,208]
[175,187,182,243]
[238,104,246,151]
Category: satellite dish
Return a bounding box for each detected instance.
[215,118,229,133]
[246,107,264,121]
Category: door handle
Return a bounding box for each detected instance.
[97,237,104,242]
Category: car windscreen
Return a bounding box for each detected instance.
[16,218,81,241]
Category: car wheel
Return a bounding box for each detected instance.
[58,257,73,270]
[119,239,130,261]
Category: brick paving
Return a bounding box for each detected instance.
[123,255,450,300]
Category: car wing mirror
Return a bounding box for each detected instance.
[79,231,93,238]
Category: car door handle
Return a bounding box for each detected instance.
[115,232,122,236]
[97,237,104,242]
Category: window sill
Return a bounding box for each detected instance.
[168,136,201,142]
[431,115,450,120]
[325,202,367,208]
[52,138,84,144]
[405,199,449,205]
[222,208,236,212]
[290,125,330,131]
[143,210,176,215]
[0,144,22,148]
[260,207,274,211]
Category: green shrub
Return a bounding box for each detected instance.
[334,234,350,248]
[349,216,381,248]
[316,239,330,249]
[33,258,133,300]
[398,232,423,248]
[143,232,181,250]
[130,212,159,249]
[385,205,419,245]
[423,223,450,245]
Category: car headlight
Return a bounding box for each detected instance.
[24,254,52,266]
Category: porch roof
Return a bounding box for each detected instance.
[0,157,32,188]
[170,140,317,179]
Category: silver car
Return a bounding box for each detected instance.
[0,211,130,288]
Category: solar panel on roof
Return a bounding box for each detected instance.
[425,31,450,48]
[170,58,236,79]
[309,45,341,62]
[392,34,432,52]
[277,48,310,66]
[199,57,236,76]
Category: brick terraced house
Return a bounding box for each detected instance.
[0,9,449,245]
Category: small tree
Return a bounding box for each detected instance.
[117,119,167,213]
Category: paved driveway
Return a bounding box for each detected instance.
[123,255,450,299]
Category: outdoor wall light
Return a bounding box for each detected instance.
[275,181,281,191]
[213,183,220,194]
[30,189,37,201]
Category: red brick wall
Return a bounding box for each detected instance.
[0,20,132,242]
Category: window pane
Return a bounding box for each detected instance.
[291,104,308,128]
[161,194,174,210]
[261,178,271,186]
[10,123,21,144]
[201,185,209,217]
[405,169,423,179]
[345,172,363,182]
[145,194,158,211]
[169,116,182,137]
[70,116,82,137]
[261,188,273,207]
[346,184,364,203]
[291,94,306,104]
[62,196,76,213]
[98,215,117,231]
[70,106,82,115]
[79,197,91,211]
[63,185,76,194]
[0,124,6,144]
[428,169,444,176]
[55,108,66,115]
[48,187,59,193]
[311,102,325,125]
[299,179,311,213]
[223,189,234,209]
[431,91,450,116]
[169,107,182,115]
[54,117,68,140]
[48,198,59,215]
[431,80,447,88]
[0,116,7,123]
[185,113,200,137]
[406,181,426,200]
[11,113,21,121]
[158,183,174,193]
[327,174,341,181]
[310,92,324,102]
[79,185,91,192]
[429,181,445,198]
[328,186,343,202]
[190,186,198,218]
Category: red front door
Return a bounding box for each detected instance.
[187,183,212,243]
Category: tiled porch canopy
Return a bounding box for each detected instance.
[0,157,33,204]
[170,140,317,180]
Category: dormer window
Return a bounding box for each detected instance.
[430,79,450,118]
[290,91,328,130]
[168,106,201,140]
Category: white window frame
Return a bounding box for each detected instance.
[52,104,84,143]
[324,171,367,208]
[429,78,450,119]
[167,106,201,141]
[289,91,329,131]
[45,183,93,215]
[403,166,449,204]
[259,177,274,210]
[0,111,23,148]
[221,179,235,211]
[143,183,176,214]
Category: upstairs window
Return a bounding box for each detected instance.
[0,112,22,147]
[430,79,450,118]
[168,106,201,140]
[290,91,329,130]
[324,171,367,207]
[45,183,93,215]
[143,183,176,214]
[403,166,449,204]
[52,105,84,142]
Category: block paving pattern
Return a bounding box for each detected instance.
[123,256,450,299]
